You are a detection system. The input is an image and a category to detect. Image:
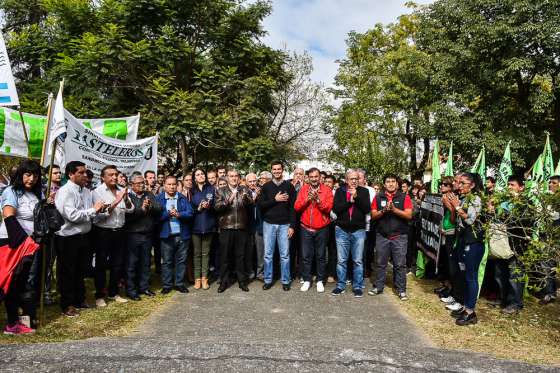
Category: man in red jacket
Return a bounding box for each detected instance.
[294,167,334,293]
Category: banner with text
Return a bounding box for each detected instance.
[419,194,444,260]
[0,107,140,159]
[64,114,157,180]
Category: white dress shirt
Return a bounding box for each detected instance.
[55,180,96,237]
[92,183,134,229]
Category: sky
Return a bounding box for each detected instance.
[260,0,433,87]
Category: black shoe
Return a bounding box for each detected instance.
[438,288,451,299]
[263,283,273,290]
[450,307,466,319]
[161,288,172,294]
[282,284,291,291]
[174,286,189,293]
[434,286,448,294]
[455,311,477,326]
[218,284,227,293]
[240,283,249,292]
[128,294,141,301]
[141,290,156,297]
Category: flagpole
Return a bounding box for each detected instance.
[39,82,62,328]
[40,93,55,165]
[16,108,31,158]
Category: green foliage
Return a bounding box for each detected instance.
[1,0,291,173]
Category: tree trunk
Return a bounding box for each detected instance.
[179,136,189,177]
[405,118,418,176]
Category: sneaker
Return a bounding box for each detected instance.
[300,281,311,292]
[96,298,107,307]
[539,294,556,305]
[331,288,345,296]
[3,324,19,335]
[446,302,463,311]
[440,296,455,304]
[109,295,129,303]
[502,305,521,315]
[353,289,364,298]
[316,282,325,293]
[450,307,466,319]
[368,288,382,296]
[62,306,79,317]
[399,292,409,301]
[456,311,477,326]
[299,278,305,284]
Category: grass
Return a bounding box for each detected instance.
[0,277,173,344]
[398,275,560,366]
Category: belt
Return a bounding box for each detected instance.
[97,226,123,232]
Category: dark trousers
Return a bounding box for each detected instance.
[56,234,89,310]
[301,226,328,282]
[445,235,465,304]
[460,241,485,310]
[219,229,247,285]
[495,257,525,309]
[543,259,557,297]
[375,234,408,293]
[93,227,126,299]
[437,234,452,282]
[44,237,56,294]
[152,226,162,274]
[290,224,301,279]
[4,258,34,325]
[245,232,256,278]
[327,223,337,278]
[406,224,417,269]
[363,228,375,276]
[127,232,152,296]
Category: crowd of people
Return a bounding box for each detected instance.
[0,158,557,335]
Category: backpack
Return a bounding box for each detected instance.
[33,200,64,244]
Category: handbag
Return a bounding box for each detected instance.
[33,200,64,244]
[488,222,514,259]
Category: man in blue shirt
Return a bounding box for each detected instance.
[155,176,194,294]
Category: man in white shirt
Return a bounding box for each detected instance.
[92,165,134,307]
[55,161,105,317]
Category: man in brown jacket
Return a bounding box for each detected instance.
[214,169,253,293]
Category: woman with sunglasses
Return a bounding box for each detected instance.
[448,172,484,325]
[0,160,43,334]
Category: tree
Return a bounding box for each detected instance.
[327,14,450,179]
[416,0,560,170]
[1,0,290,174]
[266,51,329,162]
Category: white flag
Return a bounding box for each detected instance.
[41,85,66,166]
[0,33,19,107]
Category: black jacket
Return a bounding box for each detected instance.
[125,191,162,234]
[333,186,371,232]
[257,180,296,228]
[214,185,253,230]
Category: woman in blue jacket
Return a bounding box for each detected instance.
[190,169,216,290]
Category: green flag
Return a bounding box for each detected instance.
[542,133,554,190]
[471,146,486,183]
[444,141,453,177]
[431,139,441,194]
[495,141,512,192]
[527,153,544,194]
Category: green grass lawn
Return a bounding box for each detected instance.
[398,276,560,366]
[0,276,172,344]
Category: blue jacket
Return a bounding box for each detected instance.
[191,184,216,235]
[155,191,194,240]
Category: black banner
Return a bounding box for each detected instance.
[419,194,444,260]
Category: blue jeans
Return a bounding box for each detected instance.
[160,235,188,289]
[127,233,152,296]
[335,226,365,290]
[263,222,291,284]
[460,242,485,310]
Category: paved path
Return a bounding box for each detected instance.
[0,282,557,372]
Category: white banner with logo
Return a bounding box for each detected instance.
[64,114,157,180]
[0,33,19,107]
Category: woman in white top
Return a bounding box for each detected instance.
[0,160,42,335]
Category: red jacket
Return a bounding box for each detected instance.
[294,183,333,230]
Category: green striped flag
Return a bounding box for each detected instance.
[542,133,554,190]
[431,139,441,194]
[471,146,486,183]
[444,141,453,177]
[495,141,512,192]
